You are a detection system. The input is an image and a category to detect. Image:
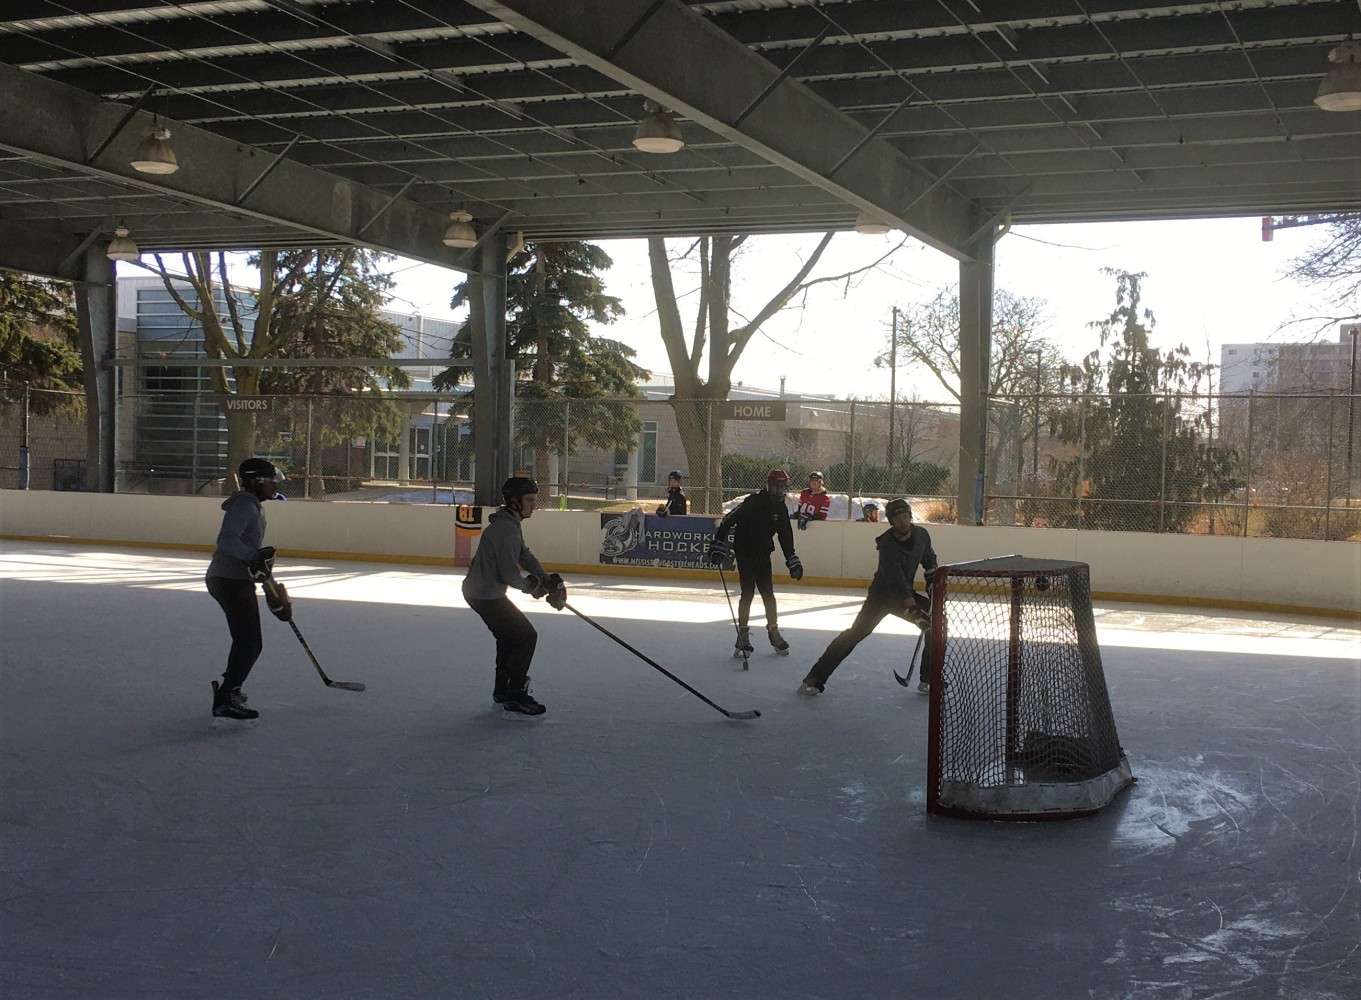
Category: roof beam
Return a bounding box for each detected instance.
[464,0,979,259]
[0,62,477,273]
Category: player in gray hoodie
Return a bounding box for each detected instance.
[205,457,285,720]
[462,477,567,717]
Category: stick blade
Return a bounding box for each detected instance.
[893,670,912,687]
[325,680,367,692]
[724,708,761,720]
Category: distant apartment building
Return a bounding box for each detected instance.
[1220,324,1359,393]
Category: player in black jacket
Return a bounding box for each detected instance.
[798,498,938,696]
[707,469,804,656]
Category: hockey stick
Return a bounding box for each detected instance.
[894,631,924,688]
[564,603,759,721]
[717,566,750,669]
[263,578,366,692]
[286,619,367,692]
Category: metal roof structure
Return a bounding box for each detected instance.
[2,0,1360,281]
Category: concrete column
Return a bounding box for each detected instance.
[956,226,996,525]
[625,449,639,501]
[76,249,118,492]
[471,233,511,505]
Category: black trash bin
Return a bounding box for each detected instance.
[53,458,87,491]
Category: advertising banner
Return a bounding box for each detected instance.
[599,508,727,570]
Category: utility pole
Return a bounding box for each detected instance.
[887,307,898,471]
[1347,324,1358,500]
[1032,348,1042,483]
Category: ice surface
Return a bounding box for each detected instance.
[2,542,1357,1000]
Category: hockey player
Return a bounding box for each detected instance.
[462,477,567,717]
[707,469,804,656]
[205,457,289,720]
[655,470,688,517]
[798,498,937,696]
[793,471,831,529]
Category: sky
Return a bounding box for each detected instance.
[381,217,1338,402]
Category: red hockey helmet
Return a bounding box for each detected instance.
[767,469,790,493]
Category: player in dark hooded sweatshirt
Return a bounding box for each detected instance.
[461,477,566,718]
[798,498,938,696]
[707,469,804,657]
[205,457,288,720]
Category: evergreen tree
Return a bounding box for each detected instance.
[0,273,82,413]
[1050,270,1240,532]
[435,240,648,485]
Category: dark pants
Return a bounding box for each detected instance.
[806,591,932,687]
[207,576,262,692]
[466,596,537,696]
[734,551,778,629]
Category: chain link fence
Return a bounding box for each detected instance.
[2,387,1357,540]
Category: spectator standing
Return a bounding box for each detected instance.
[794,471,831,529]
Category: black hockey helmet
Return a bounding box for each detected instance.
[238,457,279,483]
[862,501,879,511]
[668,470,684,482]
[885,498,912,520]
[766,469,790,494]
[502,476,539,512]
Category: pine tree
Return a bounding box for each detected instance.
[0,273,82,413]
[436,240,648,485]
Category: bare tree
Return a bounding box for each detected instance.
[648,233,902,511]
[893,287,1062,478]
[1285,213,1361,327]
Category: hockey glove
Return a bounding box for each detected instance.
[786,554,804,581]
[248,546,276,582]
[545,573,567,611]
[708,537,732,565]
[262,577,292,622]
[797,512,811,531]
[655,504,669,517]
[528,575,550,599]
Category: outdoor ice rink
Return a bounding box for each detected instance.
[2,540,1359,1000]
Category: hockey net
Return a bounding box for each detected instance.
[925,556,1133,820]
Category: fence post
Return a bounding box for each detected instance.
[1158,392,1169,532]
[561,400,570,510]
[191,393,200,491]
[1324,389,1335,540]
[18,382,31,489]
[705,398,714,514]
[1243,391,1254,537]
[305,398,314,500]
[847,400,856,517]
[1077,394,1087,530]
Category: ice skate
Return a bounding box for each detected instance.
[500,682,546,718]
[211,680,258,720]
[733,626,754,659]
[767,624,790,655]
[797,678,824,696]
[917,680,930,696]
